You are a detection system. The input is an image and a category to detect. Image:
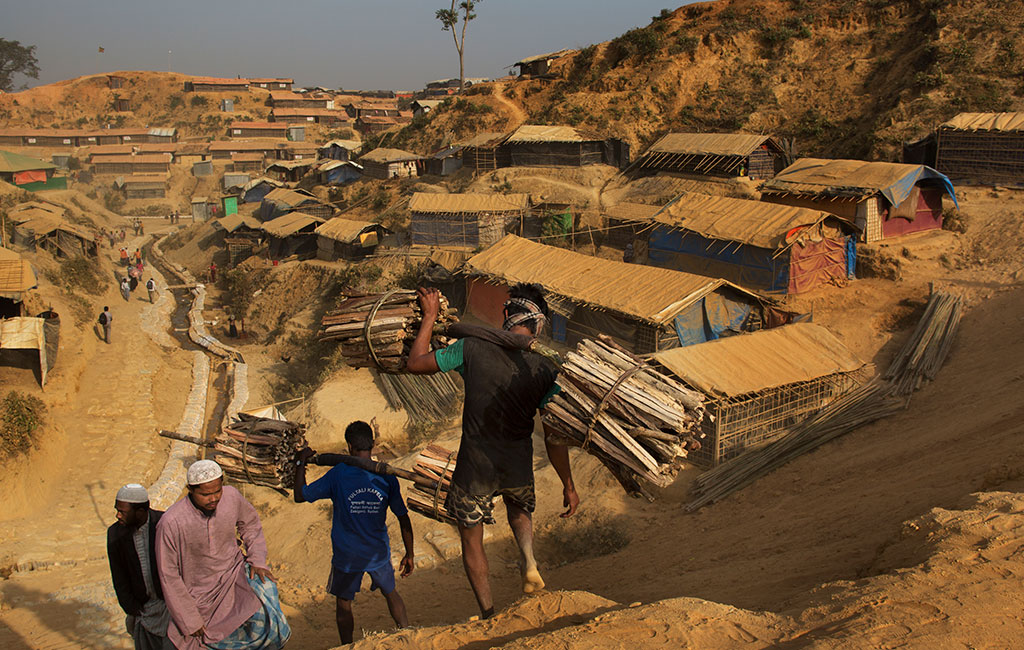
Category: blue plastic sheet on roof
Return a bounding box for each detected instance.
[883,165,959,209]
[673,294,752,347]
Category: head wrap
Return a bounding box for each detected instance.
[503,297,546,331]
[115,483,149,504]
[186,459,223,486]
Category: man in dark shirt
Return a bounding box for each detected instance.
[407,283,579,619]
[293,422,415,644]
[107,483,172,650]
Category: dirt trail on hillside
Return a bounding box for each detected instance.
[0,230,193,649]
[493,82,528,126]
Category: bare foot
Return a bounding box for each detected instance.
[522,568,545,594]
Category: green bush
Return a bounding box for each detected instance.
[190,95,209,108]
[610,27,662,64]
[102,190,126,214]
[1,391,46,461]
[44,257,106,295]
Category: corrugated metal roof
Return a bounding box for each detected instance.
[0,150,56,173]
[148,127,177,137]
[316,218,378,243]
[465,234,752,326]
[644,132,776,156]
[0,258,37,294]
[652,322,865,398]
[650,193,847,250]
[505,125,600,143]
[514,49,577,65]
[261,211,325,237]
[939,112,1024,132]
[409,192,530,214]
[360,148,421,163]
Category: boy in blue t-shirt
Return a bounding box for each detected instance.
[293,421,414,645]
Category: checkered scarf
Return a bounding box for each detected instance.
[503,297,546,331]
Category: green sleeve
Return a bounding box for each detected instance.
[539,374,561,408]
[435,338,465,374]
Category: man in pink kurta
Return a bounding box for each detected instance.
[156,461,283,650]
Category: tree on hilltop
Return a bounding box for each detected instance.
[0,39,40,92]
[436,0,481,92]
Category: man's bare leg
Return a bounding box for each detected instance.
[504,497,544,594]
[335,597,355,645]
[458,523,494,617]
[382,588,409,628]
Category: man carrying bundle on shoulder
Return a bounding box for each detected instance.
[292,421,415,645]
[406,283,580,619]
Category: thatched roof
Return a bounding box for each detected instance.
[652,323,865,398]
[643,133,779,157]
[505,125,601,144]
[409,192,530,214]
[465,234,758,326]
[261,211,325,237]
[315,218,380,243]
[359,148,421,163]
[940,112,1024,132]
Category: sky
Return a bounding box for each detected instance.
[6,0,691,91]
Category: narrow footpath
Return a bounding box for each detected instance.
[0,228,194,649]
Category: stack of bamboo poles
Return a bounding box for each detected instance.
[318,290,457,373]
[542,336,707,498]
[686,379,903,511]
[158,413,308,493]
[405,445,457,523]
[687,290,963,511]
[376,371,462,423]
[884,291,962,398]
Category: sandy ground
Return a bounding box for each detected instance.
[1,177,1023,650]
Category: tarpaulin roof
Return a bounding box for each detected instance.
[612,193,853,250]
[760,158,958,209]
[0,257,37,296]
[360,148,421,163]
[315,160,363,171]
[644,133,779,156]
[261,211,325,237]
[505,125,601,144]
[319,139,362,151]
[242,176,283,192]
[514,49,577,65]
[940,112,1024,132]
[651,322,865,398]
[409,192,530,214]
[465,234,758,326]
[0,150,56,173]
[214,213,263,233]
[316,218,379,243]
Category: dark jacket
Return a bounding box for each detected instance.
[107,509,164,616]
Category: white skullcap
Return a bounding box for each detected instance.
[116,483,149,504]
[186,460,223,486]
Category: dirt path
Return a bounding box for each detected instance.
[494,82,528,126]
[0,230,193,649]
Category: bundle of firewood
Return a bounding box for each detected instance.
[542,336,707,499]
[405,444,457,523]
[213,413,308,491]
[318,290,458,373]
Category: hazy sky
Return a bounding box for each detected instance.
[6,1,690,91]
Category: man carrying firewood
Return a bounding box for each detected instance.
[293,421,415,645]
[406,284,579,619]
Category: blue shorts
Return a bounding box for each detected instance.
[326,564,396,601]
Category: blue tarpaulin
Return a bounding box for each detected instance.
[673,293,753,347]
[881,165,959,210]
[648,226,789,292]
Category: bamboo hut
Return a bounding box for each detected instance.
[115,174,168,199]
[0,250,37,318]
[459,132,508,172]
[760,158,957,243]
[259,187,332,221]
[502,125,628,168]
[408,192,530,247]
[635,133,787,179]
[934,112,1024,185]
[261,211,326,259]
[463,234,787,353]
[605,194,858,294]
[359,148,422,180]
[651,323,866,466]
[315,218,390,261]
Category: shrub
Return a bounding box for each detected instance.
[224,268,256,317]
[610,27,662,64]
[44,256,106,295]
[190,95,209,108]
[942,207,968,233]
[0,391,46,460]
[102,190,126,214]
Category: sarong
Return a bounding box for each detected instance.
[206,574,290,650]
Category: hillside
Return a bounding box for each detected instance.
[397,0,1024,160]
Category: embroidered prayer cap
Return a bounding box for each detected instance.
[115,483,149,504]
[186,459,223,486]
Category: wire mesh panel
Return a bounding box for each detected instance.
[688,371,864,467]
[937,131,1024,183]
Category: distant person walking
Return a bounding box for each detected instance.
[120,248,130,267]
[146,278,157,303]
[208,262,217,284]
[99,306,113,343]
[121,278,131,302]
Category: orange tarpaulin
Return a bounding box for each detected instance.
[13,170,47,185]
